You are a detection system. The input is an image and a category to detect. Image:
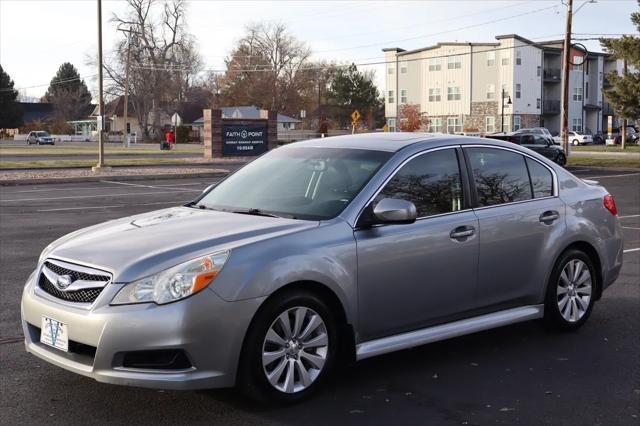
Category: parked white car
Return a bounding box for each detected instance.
[570,132,593,146]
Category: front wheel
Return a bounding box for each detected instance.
[556,153,566,166]
[572,139,580,146]
[544,249,596,330]
[238,290,339,404]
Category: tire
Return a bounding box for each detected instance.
[544,249,596,330]
[572,139,580,146]
[238,290,339,404]
[556,153,566,167]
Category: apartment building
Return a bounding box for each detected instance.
[383,34,622,135]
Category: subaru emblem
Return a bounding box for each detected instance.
[55,275,73,290]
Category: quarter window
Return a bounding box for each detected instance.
[526,158,553,198]
[466,147,533,206]
[376,149,463,217]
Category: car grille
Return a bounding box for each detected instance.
[37,259,111,305]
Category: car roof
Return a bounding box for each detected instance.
[281,132,538,153]
[288,132,460,152]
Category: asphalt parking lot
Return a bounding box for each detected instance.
[0,168,638,425]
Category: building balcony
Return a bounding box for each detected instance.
[543,68,561,82]
[542,99,560,115]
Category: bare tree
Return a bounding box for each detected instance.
[104,0,202,139]
[220,23,313,115]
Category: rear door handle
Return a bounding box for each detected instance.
[539,210,560,223]
[450,226,475,240]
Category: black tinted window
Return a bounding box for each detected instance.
[533,135,548,145]
[520,135,535,144]
[526,158,553,198]
[466,148,533,206]
[377,149,463,217]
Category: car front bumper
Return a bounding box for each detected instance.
[20,272,263,390]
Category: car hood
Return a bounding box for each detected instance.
[44,206,318,282]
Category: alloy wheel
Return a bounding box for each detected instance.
[557,259,592,323]
[261,306,329,394]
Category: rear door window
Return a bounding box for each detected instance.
[466,147,533,206]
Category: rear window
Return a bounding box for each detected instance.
[466,147,533,206]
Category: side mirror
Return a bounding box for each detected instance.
[372,198,417,224]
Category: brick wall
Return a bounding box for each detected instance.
[203,109,277,158]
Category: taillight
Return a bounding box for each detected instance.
[603,194,618,216]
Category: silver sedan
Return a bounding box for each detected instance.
[21,133,623,403]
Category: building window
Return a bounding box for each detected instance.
[537,98,541,109]
[487,51,495,66]
[429,58,441,71]
[537,66,541,77]
[387,66,395,75]
[388,118,396,132]
[515,83,521,99]
[447,86,461,101]
[501,52,510,66]
[447,55,462,69]
[585,82,589,99]
[513,115,521,131]
[447,117,463,134]
[486,116,496,133]
[429,117,443,133]
[515,50,522,65]
[428,88,441,102]
[501,83,510,98]
[572,87,583,102]
[502,117,509,132]
[486,84,495,100]
[572,118,583,132]
[400,61,408,74]
[388,90,395,104]
[573,55,583,71]
[400,89,408,104]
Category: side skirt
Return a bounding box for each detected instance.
[356,305,544,361]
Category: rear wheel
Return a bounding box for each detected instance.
[572,139,580,146]
[238,290,338,404]
[544,249,596,330]
[556,153,566,166]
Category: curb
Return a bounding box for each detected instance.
[0,171,230,186]
[0,161,247,172]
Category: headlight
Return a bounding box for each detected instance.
[110,250,229,305]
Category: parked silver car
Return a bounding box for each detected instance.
[26,131,55,145]
[21,133,623,403]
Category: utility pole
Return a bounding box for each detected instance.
[93,0,107,171]
[561,0,573,156]
[621,58,628,150]
[122,27,132,147]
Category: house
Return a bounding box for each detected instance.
[193,106,302,133]
[383,34,630,135]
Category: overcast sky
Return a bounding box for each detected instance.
[1,0,637,101]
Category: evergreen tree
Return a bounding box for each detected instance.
[326,64,384,129]
[44,62,93,121]
[600,1,640,124]
[0,64,23,129]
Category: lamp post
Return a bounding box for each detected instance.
[501,88,512,133]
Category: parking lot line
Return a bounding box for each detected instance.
[584,172,640,179]
[99,180,202,192]
[0,190,194,203]
[623,248,640,254]
[36,200,188,212]
[620,214,640,219]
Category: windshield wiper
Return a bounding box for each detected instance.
[231,208,282,218]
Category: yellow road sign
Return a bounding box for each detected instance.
[351,110,361,123]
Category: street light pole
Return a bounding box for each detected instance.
[501,88,511,133]
[561,0,574,156]
[93,0,107,171]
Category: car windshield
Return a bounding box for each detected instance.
[36,132,49,137]
[197,147,391,220]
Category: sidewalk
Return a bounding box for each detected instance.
[571,150,640,159]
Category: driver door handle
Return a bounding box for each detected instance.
[450,226,475,240]
[539,210,560,223]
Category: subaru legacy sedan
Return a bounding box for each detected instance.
[21,133,623,403]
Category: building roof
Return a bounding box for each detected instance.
[391,42,500,57]
[91,96,135,118]
[193,106,302,125]
[19,102,54,123]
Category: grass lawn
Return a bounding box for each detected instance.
[567,156,640,168]
[0,158,203,169]
[0,145,202,155]
[572,145,640,152]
